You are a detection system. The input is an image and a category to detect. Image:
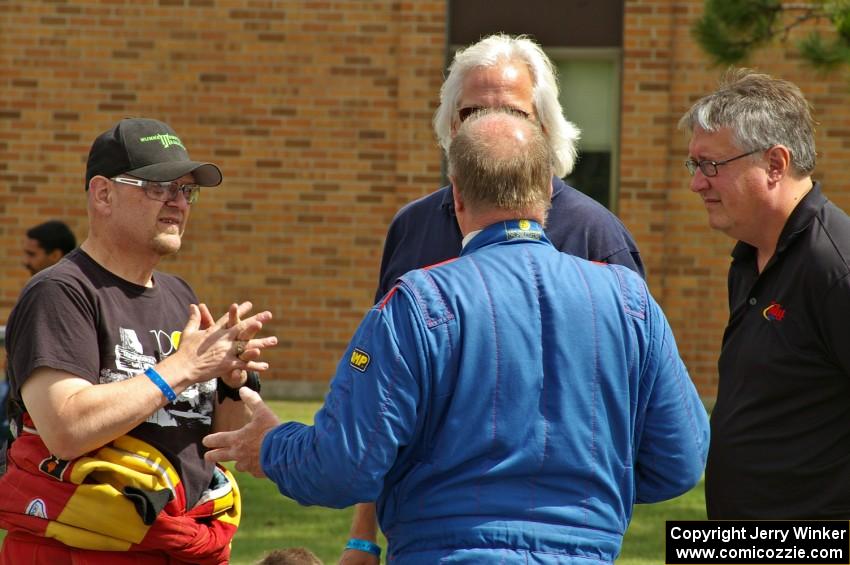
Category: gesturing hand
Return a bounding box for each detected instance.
[221,301,264,387]
[170,303,277,385]
[203,387,281,477]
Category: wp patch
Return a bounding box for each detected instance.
[349,348,371,372]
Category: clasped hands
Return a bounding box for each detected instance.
[167,301,278,387]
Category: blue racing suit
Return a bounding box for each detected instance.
[262,220,709,564]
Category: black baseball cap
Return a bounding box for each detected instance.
[84,118,222,190]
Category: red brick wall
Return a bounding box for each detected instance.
[621,0,850,400]
[0,1,446,392]
[4,1,849,401]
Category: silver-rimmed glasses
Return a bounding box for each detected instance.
[111,177,201,204]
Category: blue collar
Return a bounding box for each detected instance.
[461,220,551,256]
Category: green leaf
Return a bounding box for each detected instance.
[799,31,850,69]
[692,0,784,65]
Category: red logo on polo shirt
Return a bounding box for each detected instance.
[762,301,786,321]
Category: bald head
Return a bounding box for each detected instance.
[448,110,553,220]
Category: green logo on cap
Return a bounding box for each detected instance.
[139,133,185,149]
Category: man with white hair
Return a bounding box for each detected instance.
[350,33,646,563]
[203,110,707,564]
[374,33,643,304]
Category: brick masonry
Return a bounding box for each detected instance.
[2,1,848,401]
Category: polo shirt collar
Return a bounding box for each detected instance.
[731,181,825,261]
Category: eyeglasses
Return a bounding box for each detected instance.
[111,177,201,204]
[457,106,532,123]
[684,149,762,177]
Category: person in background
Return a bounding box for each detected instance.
[0,117,277,564]
[21,220,77,275]
[2,220,77,461]
[375,32,644,302]
[680,68,850,519]
[204,110,708,564]
[256,547,323,565]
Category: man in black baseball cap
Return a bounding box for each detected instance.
[85,117,222,189]
[0,118,276,563]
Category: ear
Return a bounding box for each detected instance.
[46,249,63,263]
[450,119,460,139]
[765,145,791,183]
[88,176,114,215]
[451,179,475,236]
[450,178,465,214]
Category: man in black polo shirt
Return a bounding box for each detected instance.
[679,68,850,519]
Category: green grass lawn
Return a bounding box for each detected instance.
[228,401,378,564]
[0,400,705,563]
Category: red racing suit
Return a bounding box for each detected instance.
[0,414,240,565]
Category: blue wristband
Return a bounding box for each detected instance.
[144,367,177,403]
[345,538,381,557]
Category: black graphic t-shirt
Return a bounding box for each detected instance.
[5,248,216,509]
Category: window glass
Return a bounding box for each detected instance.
[556,56,620,210]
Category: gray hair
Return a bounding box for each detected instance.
[448,110,553,216]
[433,34,580,178]
[678,68,816,176]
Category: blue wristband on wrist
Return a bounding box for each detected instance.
[144,367,177,403]
[345,538,381,557]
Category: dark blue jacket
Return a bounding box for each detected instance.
[375,177,644,302]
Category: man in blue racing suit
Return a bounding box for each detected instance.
[205,110,709,564]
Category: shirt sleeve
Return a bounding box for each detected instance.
[818,272,850,377]
[582,214,645,280]
[261,287,426,508]
[374,189,464,304]
[6,278,100,399]
[604,246,645,279]
[375,213,406,303]
[546,183,646,279]
[633,296,709,503]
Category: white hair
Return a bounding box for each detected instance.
[433,34,581,178]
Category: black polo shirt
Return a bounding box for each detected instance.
[706,182,850,519]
